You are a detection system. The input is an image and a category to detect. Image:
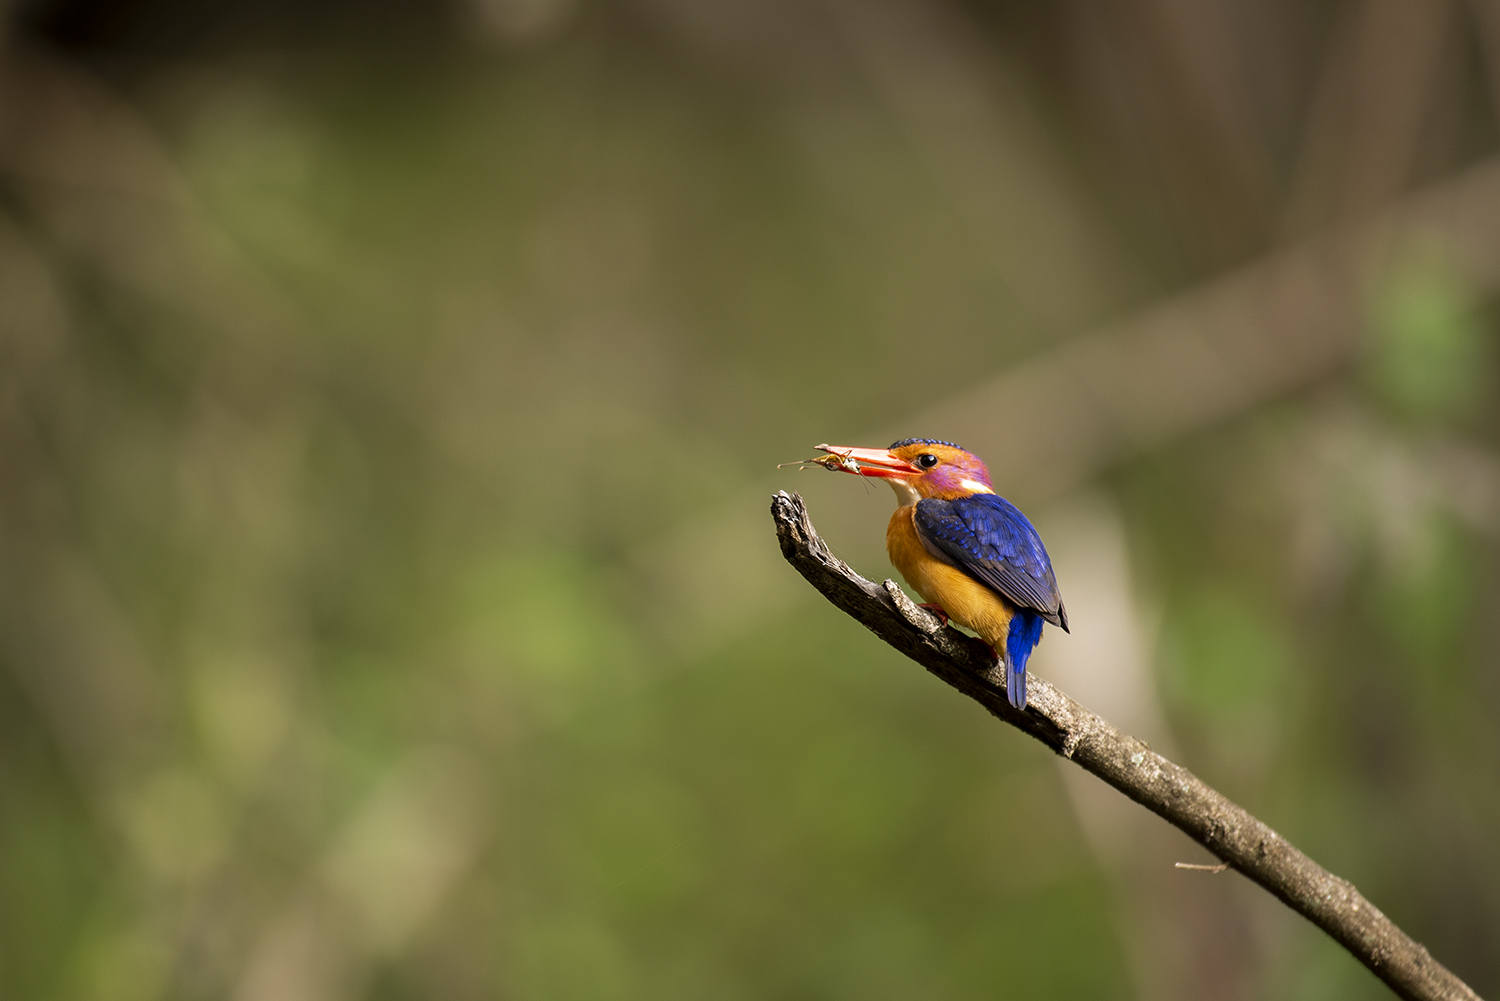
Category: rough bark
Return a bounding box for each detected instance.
[771,490,1482,1001]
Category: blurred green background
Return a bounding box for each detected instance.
[0,0,1498,998]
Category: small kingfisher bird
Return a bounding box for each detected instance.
[814,439,1067,709]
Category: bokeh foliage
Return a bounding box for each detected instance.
[1,1,1499,999]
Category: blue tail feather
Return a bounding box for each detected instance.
[1004,610,1045,710]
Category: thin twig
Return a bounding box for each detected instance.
[771,491,1481,1001]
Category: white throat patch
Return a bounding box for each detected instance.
[887,479,920,507]
[888,477,993,506]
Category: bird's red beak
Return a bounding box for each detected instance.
[814,444,921,479]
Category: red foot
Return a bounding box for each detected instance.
[917,603,950,627]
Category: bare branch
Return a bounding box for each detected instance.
[771,491,1481,1001]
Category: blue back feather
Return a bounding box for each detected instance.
[912,494,1068,630]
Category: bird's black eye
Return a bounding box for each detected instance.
[917,453,939,469]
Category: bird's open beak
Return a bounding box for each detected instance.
[814,444,920,479]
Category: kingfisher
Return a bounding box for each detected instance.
[813,439,1067,710]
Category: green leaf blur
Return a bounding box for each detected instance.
[1,3,1498,1000]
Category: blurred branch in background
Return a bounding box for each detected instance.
[642,152,1500,658]
[1,0,1499,999]
[631,22,1500,990]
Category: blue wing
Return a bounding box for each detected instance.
[912,494,1069,631]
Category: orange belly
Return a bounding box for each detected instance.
[886,505,1015,649]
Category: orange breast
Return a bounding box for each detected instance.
[886,505,1016,649]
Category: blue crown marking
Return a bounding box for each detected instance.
[889,438,966,451]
